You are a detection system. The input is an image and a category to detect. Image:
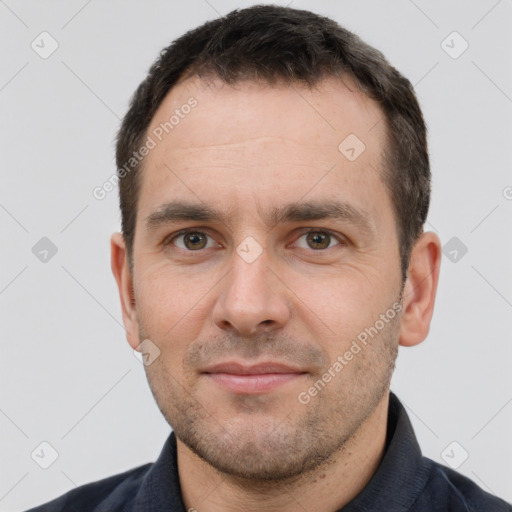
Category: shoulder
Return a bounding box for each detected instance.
[412,458,512,512]
[24,463,153,512]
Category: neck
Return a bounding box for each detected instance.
[177,393,390,512]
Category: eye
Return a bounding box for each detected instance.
[164,228,345,253]
[294,230,344,250]
[166,230,217,251]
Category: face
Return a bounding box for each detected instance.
[125,75,405,481]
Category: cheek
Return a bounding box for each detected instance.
[135,264,215,353]
[293,266,394,352]
[299,264,385,313]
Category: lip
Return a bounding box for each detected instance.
[202,361,305,375]
[202,361,307,394]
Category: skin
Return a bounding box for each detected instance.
[111,74,441,512]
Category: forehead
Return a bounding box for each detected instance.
[137,74,391,229]
[147,73,385,155]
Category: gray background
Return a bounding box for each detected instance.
[1,0,511,510]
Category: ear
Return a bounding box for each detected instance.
[399,231,442,347]
[111,232,140,350]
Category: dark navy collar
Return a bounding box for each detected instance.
[340,392,433,511]
[131,391,432,511]
[132,429,186,511]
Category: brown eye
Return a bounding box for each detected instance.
[168,231,214,251]
[182,232,208,250]
[294,230,343,251]
[306,232,332,250]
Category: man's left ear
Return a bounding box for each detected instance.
[399,231,442,347]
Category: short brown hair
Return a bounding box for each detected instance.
[116,4,430,280]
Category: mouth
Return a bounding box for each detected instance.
[201,361,308,394]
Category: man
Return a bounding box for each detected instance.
[27,5,511,512]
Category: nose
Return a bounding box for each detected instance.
[212,248,291,337]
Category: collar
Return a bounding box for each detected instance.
[132,391,431,511]
[340,391,432,511]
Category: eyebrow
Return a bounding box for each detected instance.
[144,199,375,236]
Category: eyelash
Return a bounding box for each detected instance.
[163,228,346,253]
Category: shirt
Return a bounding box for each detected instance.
[25,392,511,511]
